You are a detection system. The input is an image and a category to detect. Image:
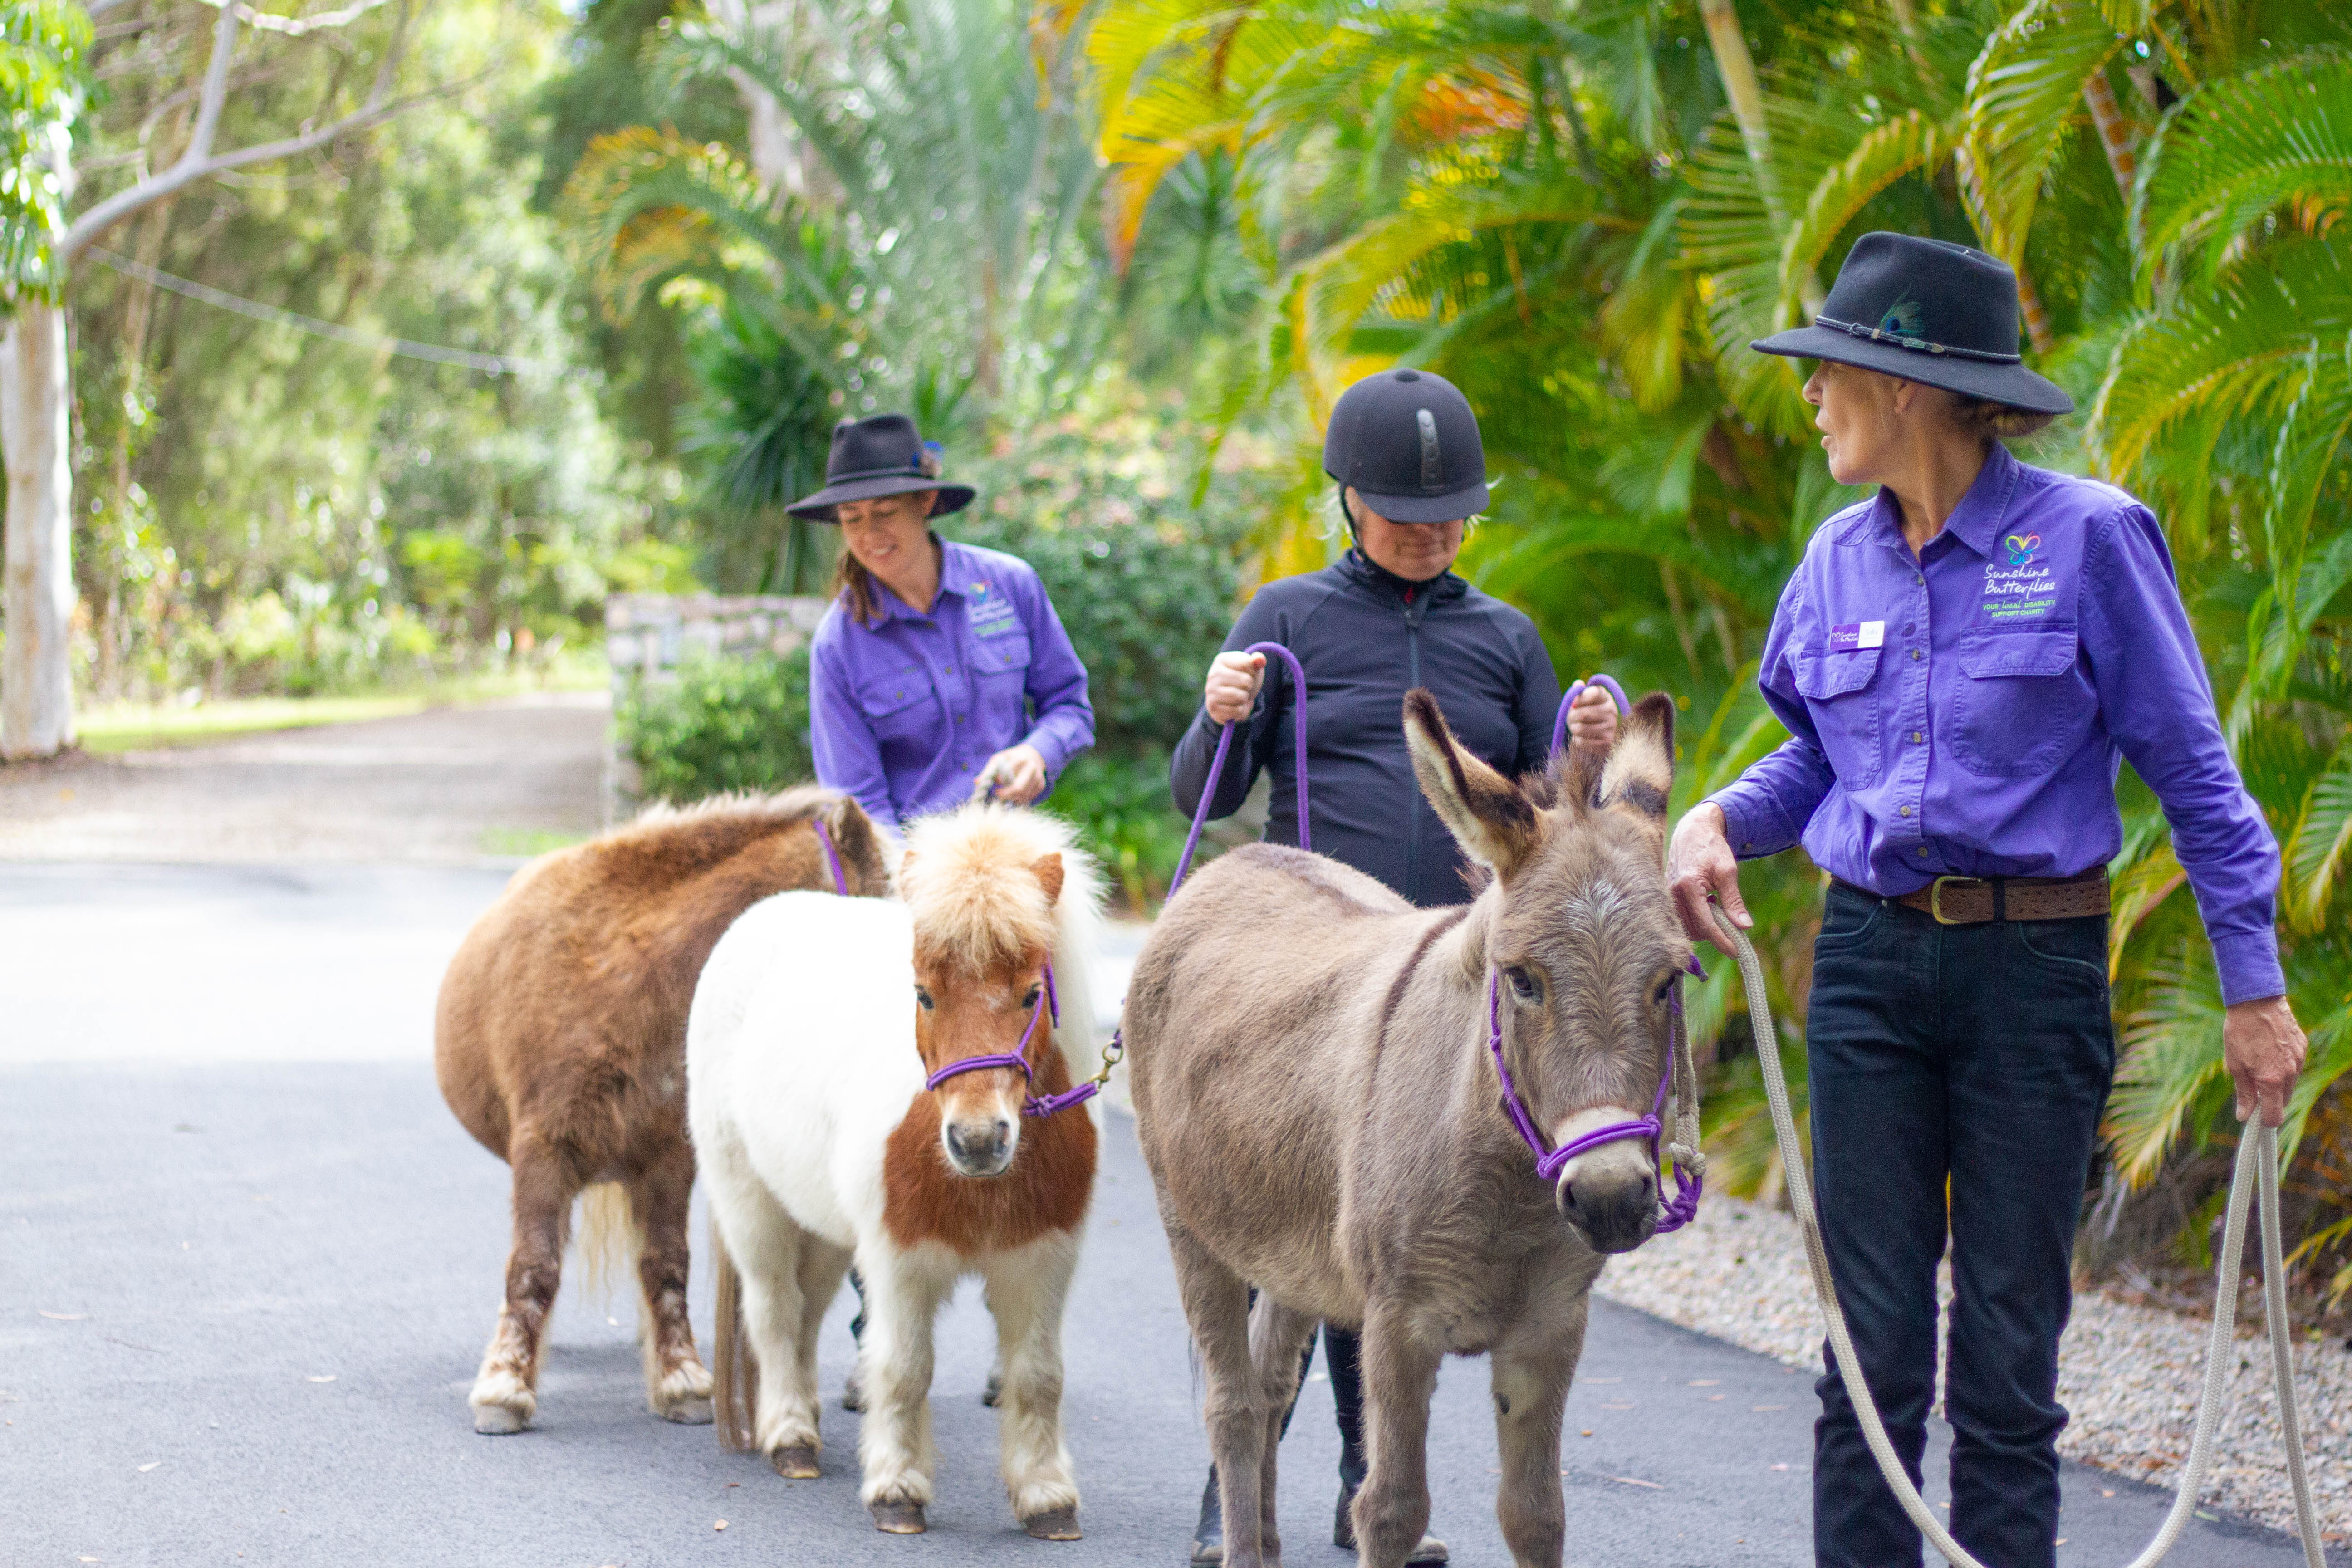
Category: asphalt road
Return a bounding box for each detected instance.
[2,862,2332,1568]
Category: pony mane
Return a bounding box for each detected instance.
[622,784,838,835]
[896,803,1105,1072]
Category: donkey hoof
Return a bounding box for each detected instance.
[1022,1506,1081,1540]
[660,1397,714,1426]
[472,1404,530,1435]
[981,1371,1003,1408]
[772,1444,822,1480]
[870,1500,927,1534]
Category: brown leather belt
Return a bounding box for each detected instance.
[1863,868,2112,925]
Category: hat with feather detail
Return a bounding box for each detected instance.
[1749,232,2073,415]
[786,414,975,520]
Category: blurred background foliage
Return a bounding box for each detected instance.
[6,0,2348,1310]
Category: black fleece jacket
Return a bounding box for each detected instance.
[1169,549,1561,908]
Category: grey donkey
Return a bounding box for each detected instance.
[1124,687,1693,1568]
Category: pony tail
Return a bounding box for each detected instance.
[710,1218,760,1454]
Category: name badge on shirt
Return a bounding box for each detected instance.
[1829,620,1885,652]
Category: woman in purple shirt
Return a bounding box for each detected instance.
[1665,235,2307,1568]
[789,414,1094,835]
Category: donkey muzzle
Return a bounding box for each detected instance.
[943,1115,1018,1177]
[1555,1159,1658,1254]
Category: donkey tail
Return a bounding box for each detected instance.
[710,1217,760,1453]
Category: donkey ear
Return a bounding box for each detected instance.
[1595,692,1676,835]
[1403,689,1541,879]
[1032,852,1065,908]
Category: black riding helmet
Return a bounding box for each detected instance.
[1322,368,1489,524]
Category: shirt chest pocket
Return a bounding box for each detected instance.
[1793,645,1884,789]
[1952,626,2093,777]
[972,630,1031,681]
[858,665,936,740]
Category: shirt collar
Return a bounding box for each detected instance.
[870,534,965,620]
[1837,442,2021,559]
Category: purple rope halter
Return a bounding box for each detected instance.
[1168,641,1312,898]
[921,962,1093,1118]
[1486,956,1705,1233]
[1549,673,1631,760]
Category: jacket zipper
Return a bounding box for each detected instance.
[1403,586,1424,901]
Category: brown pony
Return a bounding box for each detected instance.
[1122,691,1692,1568]
[435,787,890,1434]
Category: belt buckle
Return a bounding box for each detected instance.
[1928,875,1984,926]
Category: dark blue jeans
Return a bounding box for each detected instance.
[1806,882,2116,1568]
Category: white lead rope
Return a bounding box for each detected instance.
[1710,906,2327,1568]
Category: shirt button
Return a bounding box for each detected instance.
[1903,623,1916,634]
[1914,575,1924,587]
[1899,805,1912,817]
[1911,648,1922,661]
[1911,730,1924,743]
[1917,846,1929,855]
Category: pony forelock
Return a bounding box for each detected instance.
[896,803,1103,980]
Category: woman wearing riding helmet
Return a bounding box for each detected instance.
[1170,368,1619,1566]
[795,413,1094,836]
[1666,234,2306,1568]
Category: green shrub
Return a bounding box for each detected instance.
[950,407,1263,758]
[1039,747,1191,909]
[617,647,813,804]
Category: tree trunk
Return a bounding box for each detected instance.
[2081,69,2138,201]
[2,304,77,759]
[1697,0,1824,315]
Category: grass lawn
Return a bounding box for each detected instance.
[76,666,607,755]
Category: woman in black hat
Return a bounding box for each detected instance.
[1664,233,2304,1568]
[1170,367,1619,1567]
[794,413,1094,836]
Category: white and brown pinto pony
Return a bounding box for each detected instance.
[687,803,1104,1539]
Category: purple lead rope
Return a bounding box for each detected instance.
[1549,673,1631,760]
[1169,642,1312,898]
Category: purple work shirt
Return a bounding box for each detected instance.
[1710,443,2284,1004]
[809,538,1093,833]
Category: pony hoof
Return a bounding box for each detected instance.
[472,1404,529,1435]
[772,1444,822,1480]
[981,1371,1003,1408]
[870,1500,927,1534]
[1022,1506,1081,1540]
[660,1397,714,1426]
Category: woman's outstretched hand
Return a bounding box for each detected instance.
[1565,683,1618,755]
[1203,651,1266,726]
[1667,802,1752,949]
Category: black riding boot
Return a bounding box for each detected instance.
[1325,1324,1448,1564]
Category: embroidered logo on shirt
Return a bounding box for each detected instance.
[1984,549,2060,621]
[1829,621,1885,652]
[967,583,1020,635]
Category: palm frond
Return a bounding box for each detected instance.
[2133,47,2352,286]
[1963,0,2124,265]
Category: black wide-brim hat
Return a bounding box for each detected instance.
[786,413,976,520]
[1750,232,2074,415]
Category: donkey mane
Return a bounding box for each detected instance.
[896,804,1104,1066]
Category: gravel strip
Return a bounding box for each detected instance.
[1597,1193,2352,1545]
